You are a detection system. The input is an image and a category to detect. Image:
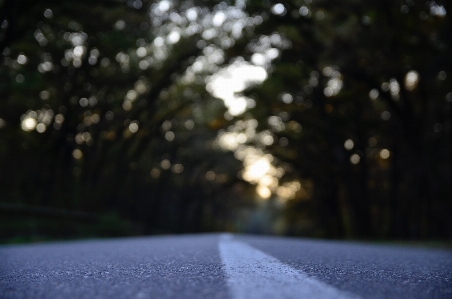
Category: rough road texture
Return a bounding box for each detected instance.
[1,234,451,299]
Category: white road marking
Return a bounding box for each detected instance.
[219,234,360,299]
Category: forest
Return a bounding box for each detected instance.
[1,0,451,242]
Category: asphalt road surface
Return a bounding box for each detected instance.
[1,234,451,299]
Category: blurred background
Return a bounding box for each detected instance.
[1,0,451,243]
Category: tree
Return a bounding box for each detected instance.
[223,0,452,238]
[2,0,451,241]
[0,0,253,240]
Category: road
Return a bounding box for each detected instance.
[1,234,451,299]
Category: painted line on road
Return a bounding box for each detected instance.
[219,234,360,299]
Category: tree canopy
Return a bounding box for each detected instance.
[1,0,451,241]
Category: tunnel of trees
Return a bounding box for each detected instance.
[1,0,451,242]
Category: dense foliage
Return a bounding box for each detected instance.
[229,0,452,238]
[1,0,451,241]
